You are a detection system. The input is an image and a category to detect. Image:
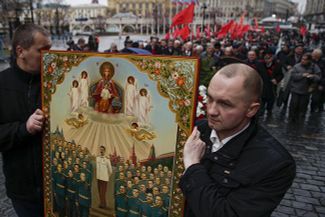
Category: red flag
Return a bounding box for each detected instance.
[300,25,307,36]
[205,25,211,39]
[237,24,250,38]
[165,31,170,40]
[173,27,181,38]
[196,26,201,39]
[171,3,195,27]
[275,24,281,33]
[217,20,235,39]
[179,25,191,40]
[254,17,259,31]
[261,26,265,33]
[230,22,238,40]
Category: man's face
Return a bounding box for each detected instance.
[80,173,86,182]
[301,56,310,66]
[133,189,139,197]
[312,51,321,61]
[100,147,105,155]
[264,54,273,64]
[57,164,62,173]
[247,51,256,62]
[146,194,153,203]
[295,46,303,56]
[17,32,51,73]
[207,74,258,139]
[207,46,214,55]
[162,186,169,193]
[153,187,159,195]
[155,196,163,206]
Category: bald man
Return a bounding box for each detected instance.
[180,64,295,217]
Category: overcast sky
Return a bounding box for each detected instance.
[63,0,306,13]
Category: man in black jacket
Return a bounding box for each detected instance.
[261,49,284,115]
[0,24,51,217]
[180,63,295,217]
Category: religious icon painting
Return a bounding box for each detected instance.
[41,51,199,217]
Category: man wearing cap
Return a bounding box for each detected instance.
[289,53,321,121]
[261,49,284,115]
[286,42,304,70]
[232,43,246,60]
[311,48,325,112]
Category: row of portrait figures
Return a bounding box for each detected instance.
[51,136,171,217]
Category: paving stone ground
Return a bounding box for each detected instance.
[262,107,325,217]
[0,60,324,216]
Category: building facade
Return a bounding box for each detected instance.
[263,0,297,19]
[304,0,325,24]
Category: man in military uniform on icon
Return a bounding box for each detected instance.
[53,164,66,217]
[152,187,160,200]
[160,185,170,208]
[126,180,134,198]
[65,170,77,217]
[81,161,92,184]
[140,193,154,217]
[73,164,81,181]
[146,180,154,194]
[138,184,147,203]
[115,186,128,217]
[115,172,127,194]
[62,160,69,178]
[128,188,141,217]
[151,196,167,217]
[77,172,91,217]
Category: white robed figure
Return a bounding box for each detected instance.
[137,88,152,124]
[68,80,80,114]
[125,76,138,116]
[79,71,90,107]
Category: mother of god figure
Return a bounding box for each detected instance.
[92,62,119,113]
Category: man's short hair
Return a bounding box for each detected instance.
[12,23,49,57]
[313,48,322,56]
[303,53,312,61]
[216,63,263,102]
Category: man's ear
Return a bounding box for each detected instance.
[246,102,260,118]
[16,45,24,58]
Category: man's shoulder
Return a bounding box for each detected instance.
[0,66,14,86]
[0,66,12,78]
[249,125,294,163]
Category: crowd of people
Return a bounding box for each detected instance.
[66,30,325,122]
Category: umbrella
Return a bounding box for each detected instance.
[125,48,152,54]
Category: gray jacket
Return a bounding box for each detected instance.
[290,63,321,95]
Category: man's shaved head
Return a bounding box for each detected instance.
[212,63,263,102]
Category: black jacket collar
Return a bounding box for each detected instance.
[197,118,258,160]
[12,61,40,83]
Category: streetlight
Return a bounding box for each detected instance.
[201,2,207,32]
[29,0,34,23]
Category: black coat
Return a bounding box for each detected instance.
[246,59,274,100]
[180,119,295,217]
[0,63,43,202]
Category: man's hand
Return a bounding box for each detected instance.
[271,79,277,85]
[183,127,206,170]
[26,109,44,135]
